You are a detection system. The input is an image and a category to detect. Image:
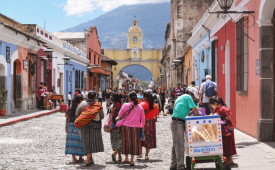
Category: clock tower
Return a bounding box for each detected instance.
[127,20,143,49]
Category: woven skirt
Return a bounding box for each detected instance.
[142,119,157,149]
[222,132,237,157]
[121,126,142,155]
[110,128,122,151]
[80,121,104,154]
[65,123,84,156]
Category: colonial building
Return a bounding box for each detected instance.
[104,20,163,87]
[161,0,213,88]
[0,14,44,113]
[53,26,115,92]
[100,54,117,90]
[186,0,275,142]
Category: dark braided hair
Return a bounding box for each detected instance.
[143,91,154,110]
[70,94,84,119]
[209,97,227,107]
[129,91,138,105]
[113,92,123,104]
[88,91,97,100]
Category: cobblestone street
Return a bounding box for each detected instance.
[0,103,275,170]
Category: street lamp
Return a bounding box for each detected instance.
[63,57,70,65]
[43,47,54,56]
[217,0,233,12]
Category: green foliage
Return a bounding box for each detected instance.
[0,88,8,109]
[139,80,149,89]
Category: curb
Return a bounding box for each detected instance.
[0,109,59,127]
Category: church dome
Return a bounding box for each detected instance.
[128,20,142,33]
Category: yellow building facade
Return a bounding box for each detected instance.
[183,47,193,86]
[104,20,163,83]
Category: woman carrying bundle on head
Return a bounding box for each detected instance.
[115,91,145,166]
[140,91,159,160]
[75,91,104,166]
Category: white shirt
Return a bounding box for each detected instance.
[199,80,218,103]
[68,94,72,100]
[82,91,88,98]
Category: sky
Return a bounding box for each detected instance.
[0,0,169,32]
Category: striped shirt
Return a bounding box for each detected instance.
[175,88,183,98]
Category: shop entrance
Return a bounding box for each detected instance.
[13,59,22,108]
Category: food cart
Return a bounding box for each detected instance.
[185,115,226,170]
[43,93,64,110]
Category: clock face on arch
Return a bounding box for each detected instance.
[132,36,138,43]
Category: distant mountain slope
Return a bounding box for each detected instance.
[63,3,170,48]
[122,65,153,82]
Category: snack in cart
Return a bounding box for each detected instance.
[191,124,218,143]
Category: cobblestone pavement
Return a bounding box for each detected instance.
[0,103,274,170]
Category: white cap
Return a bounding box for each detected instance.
[206,75,212,80]
[148,85,152,89]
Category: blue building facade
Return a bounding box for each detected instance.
[192,34,212,86]
[0,41,18,113]
[64,58,88,104]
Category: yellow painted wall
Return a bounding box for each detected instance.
[104,49,162,81]
[184,48,193,86]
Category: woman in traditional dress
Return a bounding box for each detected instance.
[65,94,85,163]
[209,97,237,166]
[116,91,145,166]
[140,91,159,160]
[76,91,104,166]
[110,92,123,163]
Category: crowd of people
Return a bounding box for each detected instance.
[64,74,236,170]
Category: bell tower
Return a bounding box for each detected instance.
[127,20,143,49]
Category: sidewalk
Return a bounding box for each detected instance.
[0,109,59,127]
[232,129,275,170]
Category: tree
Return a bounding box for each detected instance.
[139,80,149,89]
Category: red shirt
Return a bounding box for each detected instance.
[140,101,159,120]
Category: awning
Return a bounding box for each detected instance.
[88,65,111,76]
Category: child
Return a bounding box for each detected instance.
[209,97,236,166]
[164,100,174,116]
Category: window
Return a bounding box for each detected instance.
[6,46,10,63]
[89,52,91,62]
[236,17,248,92]
[94,55,96,65]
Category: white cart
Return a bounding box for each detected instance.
[185,115,226,170]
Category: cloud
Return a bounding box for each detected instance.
[64,0,95,16]
[63,0,169,16]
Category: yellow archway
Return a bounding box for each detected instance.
[104,49,162,82]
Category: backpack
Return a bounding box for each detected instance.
[205,81,217,97]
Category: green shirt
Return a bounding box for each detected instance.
[172,94,196,120]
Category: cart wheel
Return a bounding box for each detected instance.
[215,160,220,169]
[186,156,191,170]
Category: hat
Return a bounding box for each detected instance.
[205,75,212,80]
[186,87,199,99]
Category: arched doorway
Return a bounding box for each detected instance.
[13,59,22,108]
[115,65,154,90]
